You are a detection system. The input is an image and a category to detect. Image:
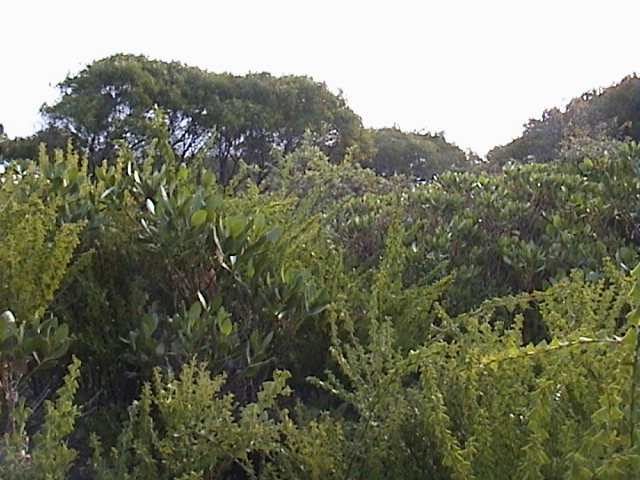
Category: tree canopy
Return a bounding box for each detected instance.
[488,75,640,165]
[363,127,468,178]
[38,54,372,183]
[3,57,640,479]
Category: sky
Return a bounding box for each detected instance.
[2,0,639,157]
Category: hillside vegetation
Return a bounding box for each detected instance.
[488,75,640,165]
[1,56,640,478]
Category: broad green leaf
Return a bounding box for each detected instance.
[266,226,283,242]
[219,317,233,337]
[188,301,202,320]
[190,209,208,227]
[226,216,245,238]
[206,195,223,219]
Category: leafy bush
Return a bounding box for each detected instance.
[0,153,83,441]
[0,357,81,480]
[307,261,639,479]
[90,362,293,479]
[3,128,640,478]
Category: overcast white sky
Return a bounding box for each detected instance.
[2,0,639,156]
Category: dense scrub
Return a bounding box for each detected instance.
[2,66,640,478]
[1,137,639,478]
[488,74,640,165]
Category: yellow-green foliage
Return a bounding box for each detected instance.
[0,153,84,447]
[0,356,81,479]
[3,135,640,479]
[0,144,88,325]
[0,196,82,322]
[90,362,293,479]
[307,262,639,479]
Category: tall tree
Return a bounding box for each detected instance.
[487,75,640,165]
[41,54,371,183]
[363,127,467,179]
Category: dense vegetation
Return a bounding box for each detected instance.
[1,56,640,478]
[488,75,640,165]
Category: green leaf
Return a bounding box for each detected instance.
[260,331,274,351]
[622,327,636,345]
[47,342,70,362]
[209,295,223,312]
[190,209,208,227]
[142,313,159,337]
[217,339,232,356]
[250,330,260,351]
[206,195,223,217]
[265,226,283,242]
[242,364,260,378]
[219,317,233,337]
[630,281,640,304]
[226,216,245,238]
[201,169,216,187]
[53,323,70,344]
[188,301,202,321]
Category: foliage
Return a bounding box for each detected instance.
[363,127,468,178]
[38,54,372,184]
[1,127,70,163]
[0,356,81,479]
[0,153,83,438]
[0,142,331,452]
[630,263,640,467]
[398,142,640,315]
[4,68,640,479]
[90,362,293,479]
[305,261,638,479]
[487,74,640,165]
